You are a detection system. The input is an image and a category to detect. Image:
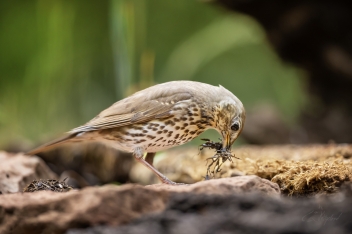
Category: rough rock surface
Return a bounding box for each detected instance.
[0,176,278,234]
[0,151,57,194]
[0,185,168,234]
[148,175,280,197]
[68,187,352,234]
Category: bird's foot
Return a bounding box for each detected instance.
[160,177,188,186]
[203,174,212,180]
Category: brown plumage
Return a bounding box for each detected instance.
[27,81,245,184]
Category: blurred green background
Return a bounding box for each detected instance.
[0,0,306,150]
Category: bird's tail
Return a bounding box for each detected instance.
[26,133,80,155]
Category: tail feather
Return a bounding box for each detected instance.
[26,133,79,155]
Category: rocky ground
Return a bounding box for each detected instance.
[1,144,352,234]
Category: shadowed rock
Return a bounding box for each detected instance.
[0,151,57,194]
[0,176,278,234]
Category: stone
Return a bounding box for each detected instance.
[148,175,280,197]
[0,151,57,194]
[0,185,168,234]
[0,176,278,234]
[68,188,352,234]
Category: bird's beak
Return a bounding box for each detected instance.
[222,132,231,151]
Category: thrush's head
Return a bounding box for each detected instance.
[212,92,245,150]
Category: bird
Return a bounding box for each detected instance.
[27,81,245,185]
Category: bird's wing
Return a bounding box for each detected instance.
[70,90,193,133]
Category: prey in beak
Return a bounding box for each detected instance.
[199,99,245,179]
[199,136,239,179]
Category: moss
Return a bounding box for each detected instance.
[157,144,352,196]
[226,146,352,196]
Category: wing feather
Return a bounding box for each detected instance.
[70,90,193,133]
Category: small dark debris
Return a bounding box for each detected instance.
[23,178,72,193]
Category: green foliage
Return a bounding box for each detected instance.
[0,0,306,149]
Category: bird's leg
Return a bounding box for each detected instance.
[133,148,185,185]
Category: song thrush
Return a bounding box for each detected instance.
[27,81,245,184]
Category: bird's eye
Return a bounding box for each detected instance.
[231,122,240,131]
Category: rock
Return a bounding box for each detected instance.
[68,190,352,234]
[148,175,280,197]
[0,151,57,194]
[0,184,168,234]
[0,176,278,234]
